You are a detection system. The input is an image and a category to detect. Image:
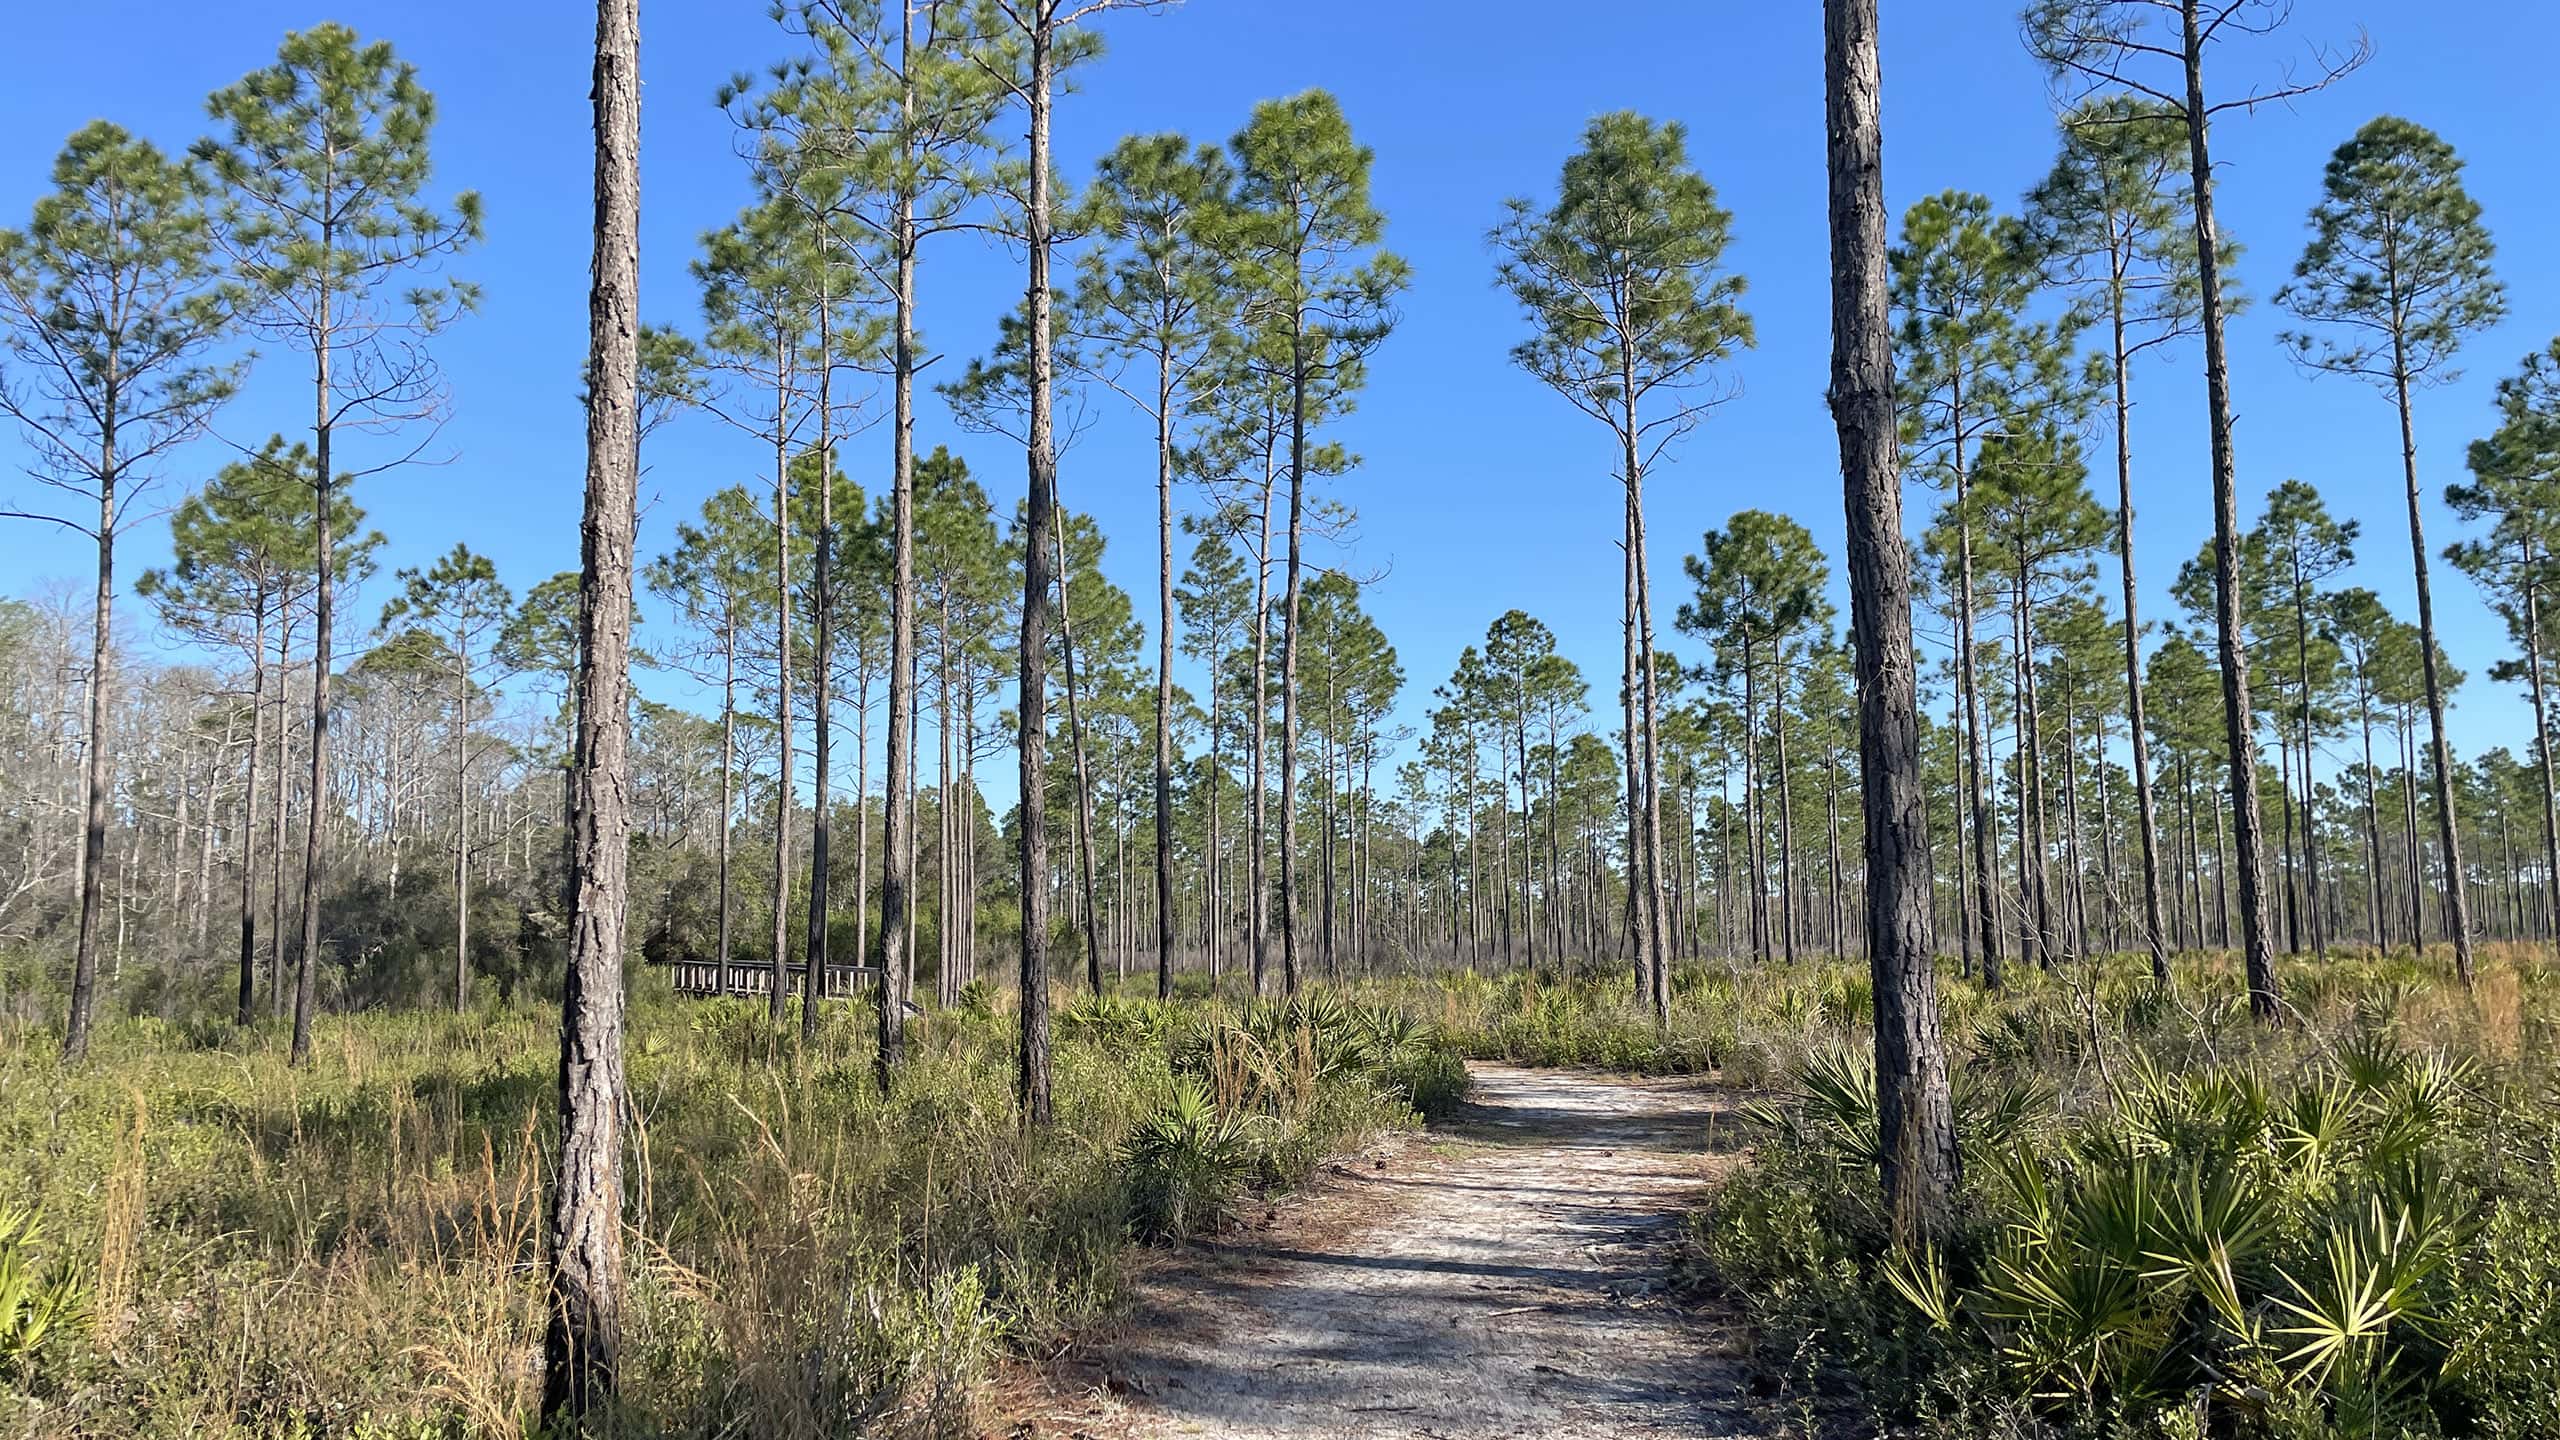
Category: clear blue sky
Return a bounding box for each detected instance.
[5,1,2557,802]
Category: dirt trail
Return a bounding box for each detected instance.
[1019,1063,1765,1439]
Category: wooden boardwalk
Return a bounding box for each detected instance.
[660,959,882,999]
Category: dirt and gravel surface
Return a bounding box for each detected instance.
[1006,1062,1767,1439]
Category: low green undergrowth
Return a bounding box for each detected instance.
[0,981,1462,1439]
[1700,947,2560,1439]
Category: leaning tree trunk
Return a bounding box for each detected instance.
[544,0,638,1417]
[2181,0,2278,1018]
[1826,0,1959,1238]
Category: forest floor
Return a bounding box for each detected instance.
[999,1063,1769,1439]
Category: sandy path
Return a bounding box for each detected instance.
[1016,1063,1765,1439]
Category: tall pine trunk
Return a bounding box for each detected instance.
[875,7,921,1092]
[543,0,638,1413]
[1827,0,1958,1237]
[1014,18,1059,1124]
[2109,294,2172,979]
[2394,330,2472,984]
[2180,0,2278,1017]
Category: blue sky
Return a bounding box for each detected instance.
[4,0,2557,802]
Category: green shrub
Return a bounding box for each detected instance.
[1122,1079,1261,1241]
[0,1204,86,1382]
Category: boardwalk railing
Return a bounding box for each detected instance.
[661,960,883,999]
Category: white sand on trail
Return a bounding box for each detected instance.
[1010,1062,1769,1439]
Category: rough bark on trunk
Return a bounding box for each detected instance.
[543,0,638,1415]
[2180,0,2278,1017]
[1014,19,1058,1125]
[1827,0,1958,1237]
[875,5,921,1093]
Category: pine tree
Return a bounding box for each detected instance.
[545,0,639,1416]
[2027,0,2366,1019]
[693,203,820,1021]
[0,121,246,1061]
[1490,110,1753,1020]
[645,487,779,995]
[754,0,1006,1084]
[1890,189,2087,985]
[2448,340,2560,955]
[1175,524,1252,983]
[1826,0,1958,1237]
[1964,428,2108,969]
[378,545,514,1010]
[2279,115,2506,986]
[2025,95,2214,979]
[136,441,362,1025]
[1679,511,1832,967]
[1226,90,1407,997]
[198,23,482,1064]
[1071,134,1236,1000]
[2253,481,2354,958]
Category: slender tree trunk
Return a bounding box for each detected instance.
[1053,507,1106,992]
[876,15,921,1091]
[270,614,294,1018]
[804,258,837,1045]
[2393,336,2472,983]
[62,425,117,1063]
[235,605,268,1028]
[1775,659,1801,964]
[1279,318,1309,996]
[1153,356,1177,999]
[2181,0,2277,1018]
[454,650,472,1010]
[1014,19,1058,1123]
[2110,297,2172,980]
[290,263,338,1069]
[717,614,735,993]
[1250,479,1275,995]
[2290,571,2326,959]
[544,1,638,1414]
[1623,395,1672,1018]
[2524,548,2560,957]
[1827,0,1958,1237]
[1622,486,1651,993]
[1952,409,2002,988]
[767,341,796,1023]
